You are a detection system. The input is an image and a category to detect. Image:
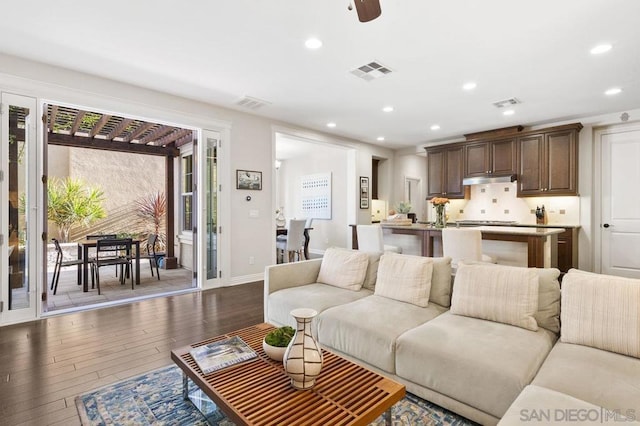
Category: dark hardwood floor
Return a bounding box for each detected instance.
[0,281,264,426]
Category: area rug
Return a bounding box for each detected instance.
[75,365,476,425]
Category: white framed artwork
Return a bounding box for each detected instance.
[300,173,331,220]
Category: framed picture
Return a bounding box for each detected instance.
[236,170,262,190]
[359,176,369,209]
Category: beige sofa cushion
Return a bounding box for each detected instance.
[532,342,640,416]
[317,295,446,373]
[375,253,433,307]
[532,267,561,334]
[267,283,373,328]
[451,263,539,331]
[396,312,556,418]
[316,247,369,291]
[561,269,640,358]
[362,252,382,291]
[428,256,453,307]
[499,385,640,425]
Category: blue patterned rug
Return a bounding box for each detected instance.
[75,365,476,425]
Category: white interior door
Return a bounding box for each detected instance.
[601,127,640,278]
[200,130,221,287]
[404,176,423,221]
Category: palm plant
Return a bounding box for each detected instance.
[135,191,166,250]
[47,177,107,242]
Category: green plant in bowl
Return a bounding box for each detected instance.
[263,326,295,361]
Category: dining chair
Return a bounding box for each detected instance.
[276,219,307,263]
[92,238,134,294]
[356,224,402,253]
[441,228,496,271]
[139,233,164,280]
[86,233,119,276]
[50,238,84,295]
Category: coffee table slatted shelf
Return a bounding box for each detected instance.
[171,323,405,426]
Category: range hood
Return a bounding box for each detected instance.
[462,174,517,186]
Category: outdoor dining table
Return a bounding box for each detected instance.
[77,238,141,292]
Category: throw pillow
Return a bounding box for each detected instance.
[451,263,539,331]
[316,247,369,291]
[375,253,433,307]
[561,269,640,359]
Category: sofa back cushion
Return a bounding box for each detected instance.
[362,252,382,291]
[429,257,453,307]
[533,267,561,334]
[316,247,369,291]
[451,263,539,331]
[375,253,433,307]
[561,269,640,359]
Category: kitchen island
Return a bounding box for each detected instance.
[350,224,566,268]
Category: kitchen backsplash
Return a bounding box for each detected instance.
[432,182,580,225]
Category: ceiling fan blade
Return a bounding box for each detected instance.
[354,0,382,22]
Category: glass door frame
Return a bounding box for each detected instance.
[198,129,222,288]
[1,92,40,325]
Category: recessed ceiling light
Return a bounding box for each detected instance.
[326,122,336,128]
[377,136,385,141]
[605,87,622,96]
[462,82,477,91]
[503,109,515,116]
[430,125,440,131]
[305,38,323,49]
[382,106,394,112]
[590,43,612,55]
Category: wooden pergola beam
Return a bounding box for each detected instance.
[107,118,134,140]
[48,132,179,157]
[125,122,156,142]
[89,114,112,137]
[70,110,87,135]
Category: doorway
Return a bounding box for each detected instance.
[597,123,640,278]
[404,176,424,222]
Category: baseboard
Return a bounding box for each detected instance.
[225,273,263,287]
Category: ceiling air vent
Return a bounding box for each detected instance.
[350,61,393,81]
[492,98,521,108]
[235,96,271,110]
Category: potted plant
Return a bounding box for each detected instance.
[263,326,295,362]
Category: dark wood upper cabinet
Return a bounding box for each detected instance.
[426,145,466,199]
[517,124,581,197]
[464,138,516,177]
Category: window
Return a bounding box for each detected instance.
[181,153,193,232]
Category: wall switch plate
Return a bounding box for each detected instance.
[559,209,566,215]
[249,256,255,265]
[249,209,259,218]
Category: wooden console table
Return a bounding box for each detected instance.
[350,224,565,268]
[171,323,405,425]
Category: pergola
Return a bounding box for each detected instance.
[45,104,195,268]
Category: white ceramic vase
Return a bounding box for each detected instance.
[283,308,323,389]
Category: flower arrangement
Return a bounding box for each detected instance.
[429,197,449,228]
[429,197,450,206]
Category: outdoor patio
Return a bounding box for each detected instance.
[46,266,194,312]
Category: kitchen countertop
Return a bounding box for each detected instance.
[381,223,565,236]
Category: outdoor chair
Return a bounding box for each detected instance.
[92,238,134,294]
[139,233,164,280]
[86,233,118,277]
[50,238,84,295]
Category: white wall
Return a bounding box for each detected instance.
[0,53,395,287]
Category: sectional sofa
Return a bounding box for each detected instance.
[264,248,640,425]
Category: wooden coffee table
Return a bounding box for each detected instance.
[171,323,405,425]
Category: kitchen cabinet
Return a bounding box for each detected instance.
[517,124,582,197]
[464,138,517,178]
[557,228,578,274]
[426,145,466,199]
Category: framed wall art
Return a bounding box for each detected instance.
[359,176,369,209]
[236,170,262,190]
[301,172,332,219]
